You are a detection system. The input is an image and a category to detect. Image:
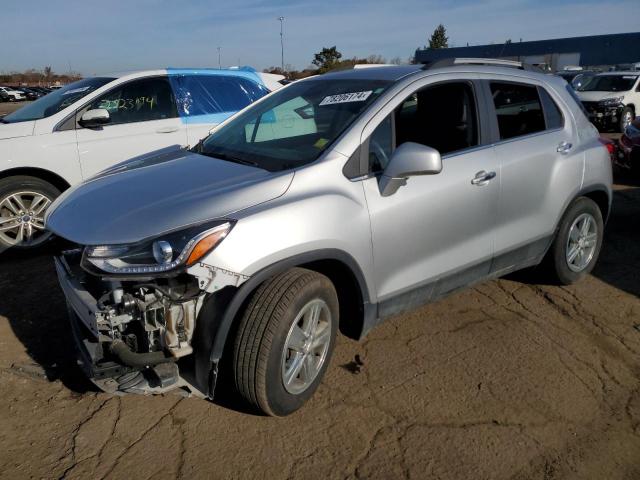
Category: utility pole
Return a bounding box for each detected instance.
[278,16,285,72]
[217,47,221,69]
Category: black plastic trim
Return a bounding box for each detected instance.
[207,249,372,363]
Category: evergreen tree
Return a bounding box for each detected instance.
[428,24,449,49]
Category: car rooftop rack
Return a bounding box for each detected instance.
[422,57,543,72]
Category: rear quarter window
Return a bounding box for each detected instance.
[538,87,564,130]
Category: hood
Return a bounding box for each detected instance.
[0,121,35,140]
[46,146,294,245]
[576,91,626,102]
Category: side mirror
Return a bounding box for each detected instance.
[79,108,110,128]
[379,142,442,196]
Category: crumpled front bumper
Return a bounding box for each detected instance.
[54,252,205,396]
[582,102,624,129]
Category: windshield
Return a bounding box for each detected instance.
[2,77,115,123]
[195,78,391,172]
[578,75,638,92]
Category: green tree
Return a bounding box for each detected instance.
[428,24,449,49]
[312,46,343,73]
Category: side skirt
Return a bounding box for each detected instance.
[361,235,553,337]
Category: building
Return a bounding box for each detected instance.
[415,32,640,71]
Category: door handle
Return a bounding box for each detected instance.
[557,141,573,154]
[156,126,179,134]
[471,170,496,186]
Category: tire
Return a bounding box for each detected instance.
[233,268,339,416]
[619,106,635,133]
[0,175,61,251]
[547,197,604,285]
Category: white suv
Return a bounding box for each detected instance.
[0,68,279,250]
[576,71,640,132]
[0,86,26,101]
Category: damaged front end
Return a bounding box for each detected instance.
[55,249,208,395]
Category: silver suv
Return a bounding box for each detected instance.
[48,59,612,416]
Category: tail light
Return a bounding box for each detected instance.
[598,137,616,157]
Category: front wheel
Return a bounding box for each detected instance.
[0,176,60,251]
[233,268,339,416]
[548,197,604,285]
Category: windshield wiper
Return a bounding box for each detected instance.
[200,150,261,168]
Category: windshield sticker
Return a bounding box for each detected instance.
[314,138,328,149]
[319,91,372,106]
[63,86,91,95]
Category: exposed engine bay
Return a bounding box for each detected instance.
[55,249,220,397]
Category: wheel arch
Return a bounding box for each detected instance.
[578,184,611,224]
[193,249,376,397]
[0,167,71,193]
[212,249,373,358]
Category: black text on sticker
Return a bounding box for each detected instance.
[319,91,373,106]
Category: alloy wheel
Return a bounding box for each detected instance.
[0,191,52,247]
[565,212,598,272]
[281,298,332,395]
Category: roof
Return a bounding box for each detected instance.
[308,65,422,82]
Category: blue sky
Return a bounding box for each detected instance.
[1,0,639,75]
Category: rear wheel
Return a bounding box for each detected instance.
[233,268,338,416]
[0,176,60,251]
[547,197,604,285]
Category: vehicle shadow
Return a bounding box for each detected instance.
[0,242,97,393]
[508,172,640,299]
[592,173,640,298]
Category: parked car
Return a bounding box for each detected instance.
[0,68,278,250]
[576,71,640,132]
[616,118,640,174]
[571,71,597,90]
[29,86,52,95]
[556,70,582,84]
[47,59,612,416]
[0,86,26,101]
[10,87,41,101]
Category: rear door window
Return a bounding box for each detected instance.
[490,82,545,140]
[173,75,269,120]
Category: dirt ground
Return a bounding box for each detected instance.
[0,156,639,478]
[0,100,31,116]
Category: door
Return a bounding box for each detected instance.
[362,81,499,313]
[75,76,187,178]
[486,80,581,271]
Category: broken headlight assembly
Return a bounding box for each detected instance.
[598,96,624,107]
[82,220,234,275]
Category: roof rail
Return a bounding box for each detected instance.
[422,57,543,72]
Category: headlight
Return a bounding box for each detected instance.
[598,96,624,107]
[83,220,234,275]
